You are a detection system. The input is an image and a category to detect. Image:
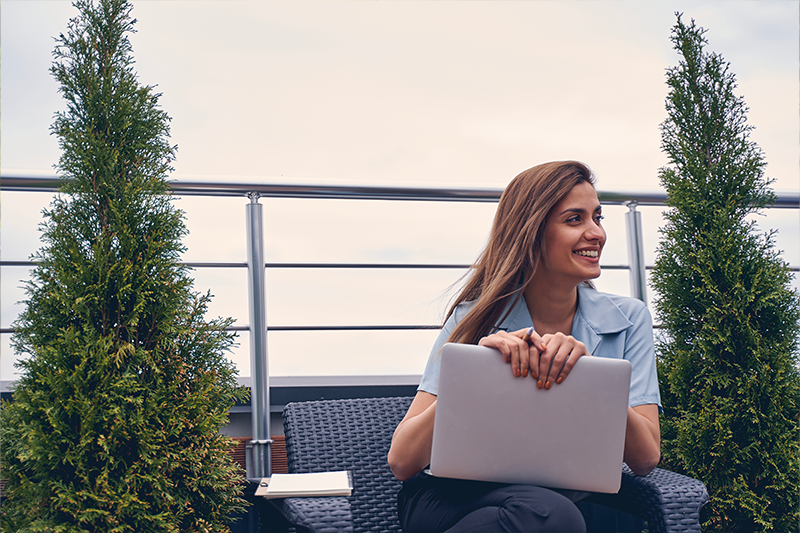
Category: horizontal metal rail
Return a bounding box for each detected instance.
[6,260,798,272]
[0,260,636,270]
[0,326,443,335]
[3,174,798,208]
[0,258,637,335]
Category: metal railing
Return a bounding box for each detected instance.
[2,175,798,478]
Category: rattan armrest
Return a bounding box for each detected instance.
[269,496,354,533]
[585,465,708,533]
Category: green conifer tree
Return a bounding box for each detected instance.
[0,0,248,531]
[652,14,800,532]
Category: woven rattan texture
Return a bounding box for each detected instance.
[622,466,707,533]
[587,465,708,533]
[280,396,708,533]
[283,397,413,533]
[271,496,354,533]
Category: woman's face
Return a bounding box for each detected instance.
[539,181,606,286]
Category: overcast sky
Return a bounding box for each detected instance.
[2,0,798,382]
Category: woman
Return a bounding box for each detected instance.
[387,161,661,533]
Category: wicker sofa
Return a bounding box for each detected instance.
[268,397,708,533]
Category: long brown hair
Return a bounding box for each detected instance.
[446,161,596,345]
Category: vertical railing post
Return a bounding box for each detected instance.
[624,200,648,304]
[245,192,272,480]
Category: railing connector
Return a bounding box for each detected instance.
[623,200,647,305]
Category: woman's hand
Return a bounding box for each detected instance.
[479,328,543,379]
[478,328,591,389]
[534,332,591,389]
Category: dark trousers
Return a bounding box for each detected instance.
[398,472,586,533]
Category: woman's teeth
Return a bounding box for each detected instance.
[574,250,598,258]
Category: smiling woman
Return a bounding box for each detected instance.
[388,161,661,533]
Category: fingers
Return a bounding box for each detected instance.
[521,326,547,353]
[535,333,590,390]
[479,330,526,377]
[479,328,542,378]
[520,327,546,380]
[476,329,588,387]
[528,342,541,380]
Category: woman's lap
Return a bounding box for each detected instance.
[398,473,586,533]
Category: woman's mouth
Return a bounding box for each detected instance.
[573,250,599,258]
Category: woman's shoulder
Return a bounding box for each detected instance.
[447,298,478,323]
[577,285,649,325]
[601,290,646,313]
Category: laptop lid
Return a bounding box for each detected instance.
[430,342,631,493]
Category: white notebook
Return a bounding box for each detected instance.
[257,471,353,499]
[430,343,631,493]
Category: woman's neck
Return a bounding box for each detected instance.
[523,277,578,336]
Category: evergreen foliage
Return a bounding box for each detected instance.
[0,0,248,530]
[652,14,800,532]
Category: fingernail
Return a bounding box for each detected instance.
[531,371,538,379]
[537,380,543,389]
[556,377,564,385]
[541,343,547,350]
[522,369,528,378]
[545,381,551,390]
[514,368,520,377]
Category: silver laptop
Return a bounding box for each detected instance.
[430,342,631,493]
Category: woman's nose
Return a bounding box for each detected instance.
[585,222,606,242]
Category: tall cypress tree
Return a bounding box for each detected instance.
[0,0,248,531]
[652,14,800,532]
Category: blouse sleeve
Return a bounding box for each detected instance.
[416,307,462,396]
[624,303,662,411]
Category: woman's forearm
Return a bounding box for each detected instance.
[623,404,661,476]
[388,397,437,481]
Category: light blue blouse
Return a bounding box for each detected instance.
[418,284,662,410]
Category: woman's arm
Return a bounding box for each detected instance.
[623,403,661,476]
[387,391,437,481]
[619,301,661,476]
